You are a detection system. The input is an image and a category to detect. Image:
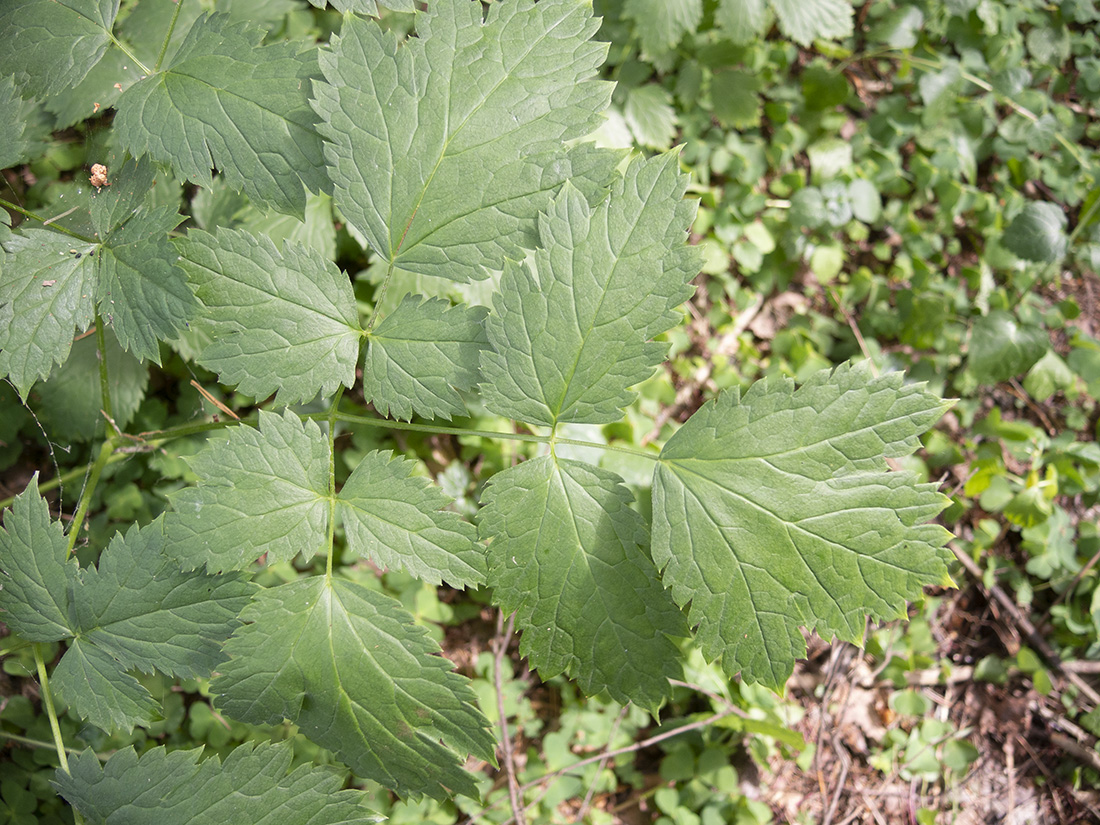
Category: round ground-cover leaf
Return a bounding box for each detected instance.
[623,0,703,58]
[770,0,853,46]
[651,363,954,687]
[715,0,769,45]
[479,455,687,713]
[968,311,1050,385]
[1002,201,1068,262]
[213,576,496,800]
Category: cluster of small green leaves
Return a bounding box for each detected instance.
[1,0,952,819]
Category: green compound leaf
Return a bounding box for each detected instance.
[97,205,194,363]
[651,364,953,688]
[481,153,699,427]
[313,0,619,282]
[0,159,195,393]
[480,455,686,713]
[0,476,77,642]
[0,230,97,400]
[213,577,496,801]
[164,411,330,573]
[0,77,31,168]
[1002,201,1068,262]
[52,639,159,732]
[770,0,853,47]
[53,521,252,732]
[115,14,327,217]
[70,522,255,679]
[177,228,360,405]
[54,742,382,824]
[623,0,703,58]
[362,294,487,421]
[0,0,118,98]
[337,450,485,588]
[715,0,770,45]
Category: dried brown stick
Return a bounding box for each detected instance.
[950,543,1100,708]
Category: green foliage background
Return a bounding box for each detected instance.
[2,0,1099,822]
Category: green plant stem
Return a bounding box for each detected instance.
[0,730,110,761]
[33,645,70,775]
[105,29,150,77]
[0,197,98,243]
[328,412,660,459]
[94,315,114,424]
[325,388,346,579]
[153,0,185,73]
[65,440,117,559]
[364,262,395,334]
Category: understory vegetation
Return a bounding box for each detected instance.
[2,0,1099,823]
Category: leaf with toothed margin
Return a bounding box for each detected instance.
[53,742,383,823]
[480,455,687,713]
[362,294,487,421]
[212,577,496,800]
[176,227,360,406]
[480,152,700,427]
[651,363,954,688]
[313,0,622,282]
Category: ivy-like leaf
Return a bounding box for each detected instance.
[770,0,853,46]
[213,577,496,800]
[968,311,1049,385]
[651,364,953,687]
[362,295,487,421]
[1002,201,1068,262]
[480,456,686,712]
[177,228,360,405]
[0,0,118,98]
[115,14,327,217]
[164,411,330,573]
[54,742,382,824]
[338,451,484,587]
[313,0,620,282]
[0,231,97,399]
[0,476,76,641]
[623,0,703,58]
[481,153,699,427]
